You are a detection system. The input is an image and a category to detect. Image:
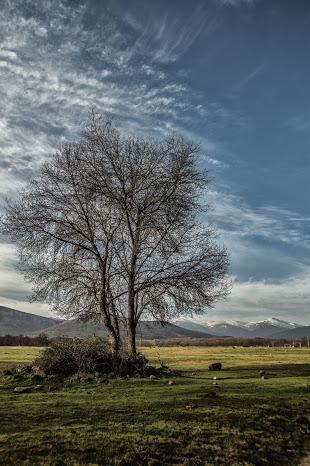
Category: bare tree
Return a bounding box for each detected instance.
[82,115,230,354]
[2,113,230,355]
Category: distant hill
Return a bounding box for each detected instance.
[0,306,60,336]
[34,319,215,340]
[271,326,310,339]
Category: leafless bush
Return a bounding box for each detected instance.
[34,337,148,377]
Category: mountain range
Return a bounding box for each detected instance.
[0,306,214,339]
[175,317,310,339]
[1,305,309,339]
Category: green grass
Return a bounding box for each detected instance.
[0,346,310,465]
[0,346,42,369]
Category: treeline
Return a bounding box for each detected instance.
[0,334,50,346]
[140,337,310,348]
[1,334,309,348]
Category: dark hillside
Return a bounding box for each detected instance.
[0,306,60,335]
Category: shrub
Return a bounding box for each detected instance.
[34,337,148,377]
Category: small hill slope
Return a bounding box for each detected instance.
[0,306,59,335]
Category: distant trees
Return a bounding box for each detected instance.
[0,333,49,346]
[2,113,230,355]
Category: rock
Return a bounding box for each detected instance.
[149,375,156,380]
[14,386,33,393]
[213,376,217,380]
[168,380,175,385]
[209,362,222,371]
[261,375,266,380]
[259,370,266,375]
[212,382,219,386]
[33,385,43,390]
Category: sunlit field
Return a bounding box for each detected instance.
[0,345,309,465]
[0,346,42,369]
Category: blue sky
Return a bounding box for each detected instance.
[0,0,310,323]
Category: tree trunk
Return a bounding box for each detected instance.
[127,287,137,355]
[127,219,140,356]
[127,318,136,355]
[101,311,120,354]
[109,330,120,353]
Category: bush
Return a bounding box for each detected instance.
[34,337,148,377]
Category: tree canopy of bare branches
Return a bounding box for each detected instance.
[2,113,230,355]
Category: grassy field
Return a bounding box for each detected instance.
[0,346,309,465]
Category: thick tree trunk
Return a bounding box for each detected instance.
[127,319,136,355]
[127,219,140,356]
[101,310,120,354]
[127,287,137,355]
[109,330,120,353]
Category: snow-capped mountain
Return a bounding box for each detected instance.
[176,317,302,338]
[251,317,299,329]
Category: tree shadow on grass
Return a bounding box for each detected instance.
[1,376,310,466]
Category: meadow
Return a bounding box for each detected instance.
[0,345,309,465]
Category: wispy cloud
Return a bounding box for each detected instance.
[216,0,257,6]
[0,0,237,201]
[235,62,268,90]
[287,115,310,131]
[0,0,205,196]
[125,4,220,64]
[207,190,310,247]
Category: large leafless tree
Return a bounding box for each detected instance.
[2,113,230,355]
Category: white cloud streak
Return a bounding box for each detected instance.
[216,0,257,6]
[208,190,310,247]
